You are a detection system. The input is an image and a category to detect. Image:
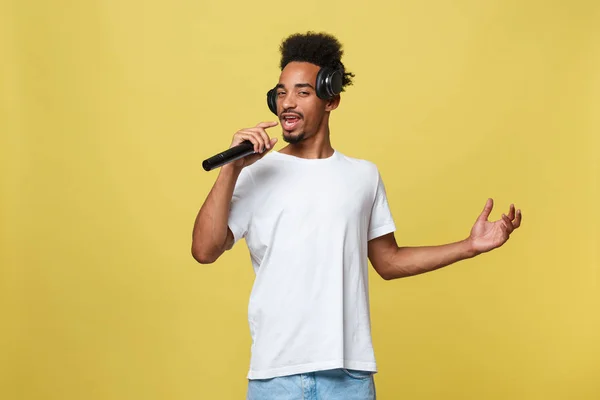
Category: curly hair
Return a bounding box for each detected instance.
[279,31,355,90]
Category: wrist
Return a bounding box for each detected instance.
[219,163,243,178]
[462,237,480,259]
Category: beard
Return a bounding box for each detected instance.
[282,131,306,144]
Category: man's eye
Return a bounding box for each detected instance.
[277,92,286,97]
[299,91,309,95]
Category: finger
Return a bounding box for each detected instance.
[477,198,494,222]
[245,129,270,152]
[513,209,522,229]
[507,204,515,220]
[238,130,267,153]
[247,127,272,150]
[256,121,279,129]
[233,131,259,150]
[234,131,261,153]
[258,138,279,159]
[501,214,514,234]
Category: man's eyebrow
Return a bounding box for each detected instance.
[295,83,315,89]
[276,83,315,90]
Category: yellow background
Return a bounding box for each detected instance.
[1,0,599,399]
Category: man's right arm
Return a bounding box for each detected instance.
[191,164,241,264]
[190,121,279,264]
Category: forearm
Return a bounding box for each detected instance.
[191,165,241,263]
[383,239,479,280]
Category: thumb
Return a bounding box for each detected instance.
[477,198,493,222]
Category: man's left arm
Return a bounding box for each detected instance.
[368,198,522,280]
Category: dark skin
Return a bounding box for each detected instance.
[216,62,339,169]
[369,200,522,280]
[192,61,523,274]
[274,61,340,159]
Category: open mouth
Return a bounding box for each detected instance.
[281,114,302,131]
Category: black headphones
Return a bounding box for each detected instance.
[266,66,344,115]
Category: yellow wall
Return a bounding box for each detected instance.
[1,0,599,399]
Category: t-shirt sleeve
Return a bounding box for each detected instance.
[228,168,255,244]
[368,170,396,241]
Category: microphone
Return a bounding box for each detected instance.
[202,141,255,171]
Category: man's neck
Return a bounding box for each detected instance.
[278,127,334,160]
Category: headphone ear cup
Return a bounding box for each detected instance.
[315,67,330,99]
[329,69,343,97]
[315,67,343,99]
[266,88,278,115]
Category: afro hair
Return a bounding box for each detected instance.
[279,31,355,90]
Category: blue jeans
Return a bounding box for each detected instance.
[247,368,376,400]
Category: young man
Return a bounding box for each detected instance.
[191,32,522,400]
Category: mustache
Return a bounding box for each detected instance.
[280,109,303,118]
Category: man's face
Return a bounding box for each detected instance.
[275,62,329,144]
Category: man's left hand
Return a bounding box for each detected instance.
[468,198,522,255]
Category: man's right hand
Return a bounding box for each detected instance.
[228,121,279,169]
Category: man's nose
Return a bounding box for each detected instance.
[282,93,297,110]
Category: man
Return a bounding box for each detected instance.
[191,32,522,400]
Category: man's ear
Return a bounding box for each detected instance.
[325,94,341,112]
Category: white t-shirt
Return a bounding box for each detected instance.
[228,149,396,380]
